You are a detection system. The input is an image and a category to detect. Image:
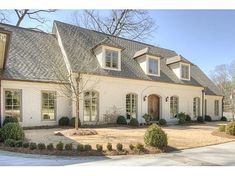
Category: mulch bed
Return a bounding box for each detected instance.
[54,129,98,136]
[211,131,235,139]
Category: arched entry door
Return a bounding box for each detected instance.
[148,94,160,121]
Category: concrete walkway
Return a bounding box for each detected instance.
[0,141,235,166]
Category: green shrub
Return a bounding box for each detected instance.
[15,140,23,147]
[129,144,135,150]
[159,119,167,126]
[47,143,54,150]
[0,128,3,142]
[219,125,226,132]
[185,114,191,122]
[143,114,152,123]
[65,143,73,150]
[106,142,112,151]
[197,116,204,123]
[70,117,81,128]
[1,123,24,141]
[205,115,212,122]
[116,116,127,125]
[116,143,123,152]
[4,139,15,147]
[221,116,227,121]
[84,144,92,151]
[29,142,37,150]
[56,141,64,151]
[96,144,103,152]
[129,118,139,127]
[77,144,84,152]
[22,142,29,148]
[37,143,46,150]
[226,121,235,136]
[177,112,186,124]
[144,124,168,149]
[59,117,70,126]
[3,117,18,126]
[136,143,144,152]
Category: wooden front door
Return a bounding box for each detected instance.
[148,94,160,121]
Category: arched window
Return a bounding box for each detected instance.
[126,93,137,119]
[84,90,99,122]
[170,96,179,118]
[193,97,200,118]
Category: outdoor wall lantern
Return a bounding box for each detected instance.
[143,95,147,101]
[165,96,169,102]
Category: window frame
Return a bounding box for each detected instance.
[214,100,219,116]
[41,90,57,121]
[170,96,179,118]
[126,93,138,119]
[147,55,160,76]
[103,46,121,71]
[180,62,190,81]
[3,88,22,122]
[193,97,200,118]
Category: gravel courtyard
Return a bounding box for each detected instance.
[25,121,234,150]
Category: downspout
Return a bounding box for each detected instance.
[202,88,205,120]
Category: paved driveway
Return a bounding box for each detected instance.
[0,141,235,166]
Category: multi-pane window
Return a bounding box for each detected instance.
[126,93,137,119]
[181,64,190,80]
[42,91,56,120]
[4,89,22,121]
[148,58,159,75]
[105,49,119,69]
[170,96,179,118]
[84,91,99,122]
[214,100,219,116]
[193,97,200,118]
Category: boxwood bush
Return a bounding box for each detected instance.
[226,121,235,136]
[56,141,64,150]
[29,142,37,150]
[70,117,81,128]
[59,117,70,126]
[144,124,168,149]
[106,142,112,151]
[1,123,24,141]
[22,142,29,148]
[65,143,73,150]
[177,112,186,124]
[129,118,139,127]
[205,115,212,122]
[129,144,135,151]
[221,116,227,121]
[159,119,167,126]
[15,140,23,147]
[143,114,152,123]
[116,143,123,152]
[38,143,46,150]
[185,114,191,122]
[47,143,54,150]
[96,144,103,152]
[136,143,144,152]
[116,116,127,125]
[197,116,204,123]
[4,139,15,147]
[0,128,3,142]
[84,144,92,151]
[3,117,18,126]
[77,144,84,152]
[219,124,226,132]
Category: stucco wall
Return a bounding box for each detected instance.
[79,74,208,124]
[205,95,223,120]
[1,80,72,127]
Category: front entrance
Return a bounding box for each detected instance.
[148,94,160,121]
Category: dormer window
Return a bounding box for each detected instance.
[180,63,190,80]
[105,49,119,69]
[147,56,160,76]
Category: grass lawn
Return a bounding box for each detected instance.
[25,121,234,150]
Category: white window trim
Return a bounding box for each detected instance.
[214,100,219,116]
[180,62,190,81]
[146,55,160,76]
[102,45,121,71]
[41,90,57,121]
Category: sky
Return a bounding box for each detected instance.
[4,10,235,76]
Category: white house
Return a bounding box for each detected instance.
[0,21,223,127]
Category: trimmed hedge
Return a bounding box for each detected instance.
[136,143,144,152]
[205,115,212,122]
[116,116,127,125]
[107,142,112,151]
[221,116,227,121]
[129,118,139,127]
[177,112,186,124]
[65,143,73,150]
[116,143,123,152]
[185,114,191,122]
[56,141,64,150]
[96,144,103,152]
[59,117,70,126]
[1,123,24,141]
[47,143,54,150]
[15,140,23,147]
[144,124,168,149]
[22,142,29,148]
[3,117,18,126]
[129,144,135,150]
[38,143,46,150]
[77,144,84,152]
[219,125,226,132]
[84,144,92,151]
[159,119,167,126]
[197,116,204,123]
[4,139,15,147]
[29,142,37,150]
[70,117,81,128]
[226,121,235,136]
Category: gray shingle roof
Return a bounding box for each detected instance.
[0,23,68,83]
[166,55,191,65]
[54,21,222,96]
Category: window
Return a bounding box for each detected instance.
[42,91,56,120]
[148,58,159,75]
[170,96,179,118]
[181,64,190,80]
[84,91,99,122]
[126,93,137,119]
[193,97,200,118]
[4,89,22,121]
[105,49,119,69]
[214,100,219,116]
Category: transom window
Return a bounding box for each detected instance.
[193,97,200,118]
[170,96,179,118]
[181,64,190,80]
[214,100,219,116]
[105,49,119,69]
[126,93,137,119]
[84,91,99,122]
[42,91,56,120]
[4,89,22,121]
[148,58,159,75]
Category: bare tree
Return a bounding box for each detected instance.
[73,10,157,41]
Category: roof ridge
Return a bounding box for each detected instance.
[54,20,177,54]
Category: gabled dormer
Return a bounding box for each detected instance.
[166,55,191,81]
[133,47,161,76]
[0,28,11,70]
[92,37,124,71]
